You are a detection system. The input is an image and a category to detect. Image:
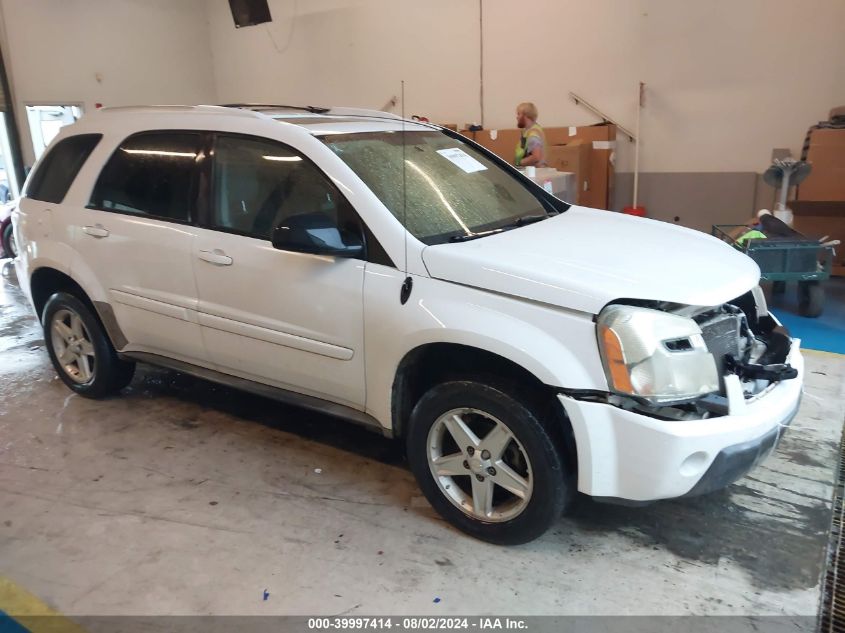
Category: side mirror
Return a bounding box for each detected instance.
[271,211,364,258]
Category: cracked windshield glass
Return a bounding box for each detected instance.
[322,130,552,244]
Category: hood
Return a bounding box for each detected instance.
[421,206,760,314]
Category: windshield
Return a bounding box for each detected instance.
[320,129,565,244]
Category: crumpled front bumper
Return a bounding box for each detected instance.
[558,341,804,502]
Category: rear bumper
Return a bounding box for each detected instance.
[559,342,803,502]
[13,253,33,314]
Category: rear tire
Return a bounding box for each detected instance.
[797,280,824,318]
[406,380,573,544]
[2,222,15,259]
[43,292,135,398]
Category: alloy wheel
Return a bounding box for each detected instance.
[50,308,96,384]
[427,407,533,522]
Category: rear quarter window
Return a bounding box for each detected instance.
[88,131,201,223]
[24,134,102,203]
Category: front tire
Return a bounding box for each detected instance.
[43,292,135,398]
[406,380,573,544]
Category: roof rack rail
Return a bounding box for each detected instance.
[96,105,261,119]
[221,103,331,114]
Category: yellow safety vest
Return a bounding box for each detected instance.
[515,123,546,166]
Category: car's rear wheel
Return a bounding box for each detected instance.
[43,292,135,398]
[2,222,16,259]
[406,380,572,544]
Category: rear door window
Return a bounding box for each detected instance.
[89,132,202,222]
[24,133,102,203]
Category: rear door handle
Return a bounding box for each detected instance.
[198,249,233,266]
[82,224,109,238]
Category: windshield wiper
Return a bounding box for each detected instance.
[508,213,553,227]
[448,213,554,243]
[449,228,505,242]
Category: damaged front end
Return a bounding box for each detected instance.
[590,287,800,421]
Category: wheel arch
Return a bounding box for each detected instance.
[29,266,126,349]
[390,342,577,473]
[0,216,12,257]
[30,267,94,321]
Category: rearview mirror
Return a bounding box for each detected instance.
[271,212,364,258]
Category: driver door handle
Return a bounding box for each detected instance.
[82,224,110,238]
[198,249,233,266]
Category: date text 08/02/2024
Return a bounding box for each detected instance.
[307,617,529,630]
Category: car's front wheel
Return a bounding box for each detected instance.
[43,292,135,398]
[406,380,573,544]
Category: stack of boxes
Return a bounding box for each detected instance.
[793,108,845,276]
[459,123,617,209]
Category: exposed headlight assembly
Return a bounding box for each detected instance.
[597,304,719,404]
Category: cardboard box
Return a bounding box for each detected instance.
[545,142,591,204]
[457,123,617,208]
[798,168,845,201]
[807,128,845,148]
[806,146,845,164]
[797,127,845,201]
[545,123,616,209]
[472,128,524,164]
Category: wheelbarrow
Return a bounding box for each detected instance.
[712,224,835,317]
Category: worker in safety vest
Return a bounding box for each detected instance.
[515,102,547,167]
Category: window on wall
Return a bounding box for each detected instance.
[211,134,351,240]
[89,132,202,222]
[24,133,101,204]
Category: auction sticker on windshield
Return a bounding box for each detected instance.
[436,148,487,174]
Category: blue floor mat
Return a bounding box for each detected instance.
[768,277,845,355]
[0,612,29,633]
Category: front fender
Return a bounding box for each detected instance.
[363,266,607,431]
[399,303,601,388]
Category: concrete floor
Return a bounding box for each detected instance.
[1,259,845,617]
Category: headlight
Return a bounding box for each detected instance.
[597,304,719,404]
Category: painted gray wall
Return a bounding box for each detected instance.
[612,172,781,234]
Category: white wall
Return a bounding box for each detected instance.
[1,0,843,176]
[0,0,218,165]
[207,0,481,127]
[206,0,845,175]
[635,0,845,173]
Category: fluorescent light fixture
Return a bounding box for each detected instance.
[262,155,302,162]
[122,149,196,158]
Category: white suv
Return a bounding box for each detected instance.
[12,104,803,544]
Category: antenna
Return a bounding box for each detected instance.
[400,79,413,305]
[402,80,407,273]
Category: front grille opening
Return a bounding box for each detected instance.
[818,422,845,633]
